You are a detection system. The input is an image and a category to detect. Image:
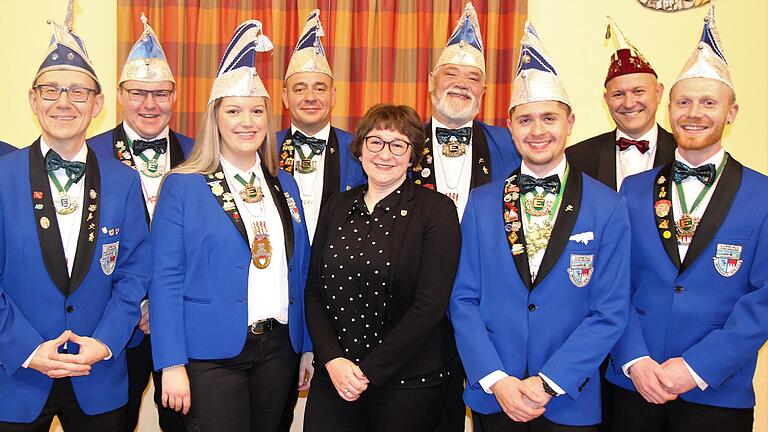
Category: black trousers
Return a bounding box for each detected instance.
[610,384,753,432]
[126,335,185,431]
[476,411,599,432]
[304,367,453,432]
[276,362,301,432]
[184,323,298,432]
[435,359,468,432]
[0,378,126,432]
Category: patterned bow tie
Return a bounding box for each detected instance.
[435,126,472,146]
[673,160,716,186]
[293,131,327,155]
[616,137,650,154]
[45,150,86,183]
[133,138,168,155]
[518,174,561,195]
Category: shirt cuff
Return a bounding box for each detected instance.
[538,373,565,395]
[140,299,149,316]
[622,356,651,378]
[22,345,42,368]
[479,370,509,394]
[93,338,113,361]
[683,359,708,390]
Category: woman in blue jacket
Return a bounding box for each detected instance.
[149,20,312,432]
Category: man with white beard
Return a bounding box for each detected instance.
[413,1,520,221]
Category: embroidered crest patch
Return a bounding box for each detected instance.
[713,243,743,277]
[100,241,119,276]
[567,254,593,287]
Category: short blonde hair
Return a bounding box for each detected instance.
[170,97,279,177]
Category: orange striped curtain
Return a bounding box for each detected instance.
[117,0,527,138]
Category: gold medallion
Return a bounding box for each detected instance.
[675,214,698,245]
[141,159,164,178]
[251,234,272,269]
[441,141,467,157]
[525,220,554,257]
[240,184,264,203]
[524,193,552,217]
[295,159,318,174]
[55,192,78,216]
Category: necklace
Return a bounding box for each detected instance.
[436,145,469,204]
[674,155,727,245]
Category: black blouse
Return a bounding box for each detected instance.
[320,183,404,362]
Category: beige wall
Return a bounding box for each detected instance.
[0,1,765,431]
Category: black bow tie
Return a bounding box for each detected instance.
[45,150,86,183]
[435,127,472,146]
[133,138,168,155]
[673,160,716,186]
[518,174,561,195]
[293,131,326,155]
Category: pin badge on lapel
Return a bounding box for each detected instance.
[565,204,573,212]
[400,210,408,216]
[40,217,50,229]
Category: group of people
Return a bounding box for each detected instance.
[0,2,765,432]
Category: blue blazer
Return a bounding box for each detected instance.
[276,127,365,195]
[150,166,312,371]
[0,141,16,157]
[90,123,194,348]
[0,141,149,422]
[450,169,630,426]
[412,120,521,190]
[607,157,768,409]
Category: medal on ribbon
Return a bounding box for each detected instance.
[234,173,264,203]
[251,221,272,269]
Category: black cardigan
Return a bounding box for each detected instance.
[305,180,461,387]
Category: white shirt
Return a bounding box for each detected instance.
[478,157,568,396]
[432,118,474,221]
[221,156,289,324]
[620,148,725,391]
[40,139,86,276]
[123,123,171,220]
[615,124,658,190]
[291,123,330,244]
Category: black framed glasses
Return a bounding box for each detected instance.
[364,135,411,156]
[35,85,96,103]
[123,88,174,103]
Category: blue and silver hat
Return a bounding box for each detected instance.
[674,2,734,93]
[509,22,570,111]
[209,20,274,104]
[434,1,485,77]
[33,0,100,91]
[120,13,174,84]
[285,9,332,80]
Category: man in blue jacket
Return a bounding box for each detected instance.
[450,22,629,432]
[606,6,768,432]
[88,14,191,432]
[0,10,148,431]
[414,2,520,223]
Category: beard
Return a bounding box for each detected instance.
[431,87,481,125]
[672,119,726,153]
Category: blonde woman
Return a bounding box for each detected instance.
[149,21,312,432]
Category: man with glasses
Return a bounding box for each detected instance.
[0,10,148,431]
[89,14,191,432]
[276,10,364,432]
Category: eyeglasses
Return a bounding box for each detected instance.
[35,85,96,103]
[364,136,411,156]
[123,88,174,103]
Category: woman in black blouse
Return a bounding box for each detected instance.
[304,104,462,431]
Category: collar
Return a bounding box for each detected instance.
[432,117,473,132]
[123,122,170,144]
[355,179,407,214]
[40,137,88,163]
[521,156,567,181]
[220,154,264,182]
[675,147,725,168]
[616,123,658,151]
[291,123,331,142]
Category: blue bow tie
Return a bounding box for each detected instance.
[435,126,472,146]
[133,138,167,155]
[673,161,716,186]
[293,131,326,155]
[45,150,86,183]
[518,174,561,195]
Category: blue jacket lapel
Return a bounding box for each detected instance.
[205,166,249,246]
[29,139,69,294]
